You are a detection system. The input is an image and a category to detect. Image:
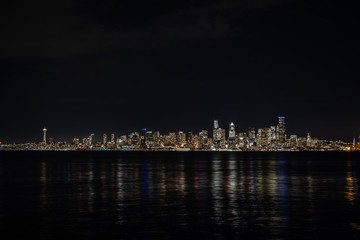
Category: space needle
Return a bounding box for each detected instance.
[43,126,47,144]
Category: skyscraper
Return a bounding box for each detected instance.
[187,132,194,145]
[103,133,107,145]
[248,127,256,147]
[213,120,221,141]
[277,116,286,143]
[43,126,47,144]
[214,120,219,129]
[229,122,236,140]
[199,130,208,148]
[89,133,94,145]
[145,131,154,147]
[111,133,115,144]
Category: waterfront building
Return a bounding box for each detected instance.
[289,135,297,148]
[74,137,80,145]
[229,122,236,140]
[199,130,208,148]
[187,132,193,145]
[177,131,186,147]
[103,133,107,145]
[248,127,256,147]
[153,131,160,146]
[88,134,94,145]
[306,133,311,147]
[277,116,286,143]
[145,131,154,147]
[257,128,269,148]
[111,133,115,144]
[169,132,176,146]
[237,132,247,149]
[214,120,219,129]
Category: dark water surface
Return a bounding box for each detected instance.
[1,151,360,239]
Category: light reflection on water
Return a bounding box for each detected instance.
[0,151,360,239]
[345,159,357,205]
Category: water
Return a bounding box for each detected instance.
[0,151,360,239]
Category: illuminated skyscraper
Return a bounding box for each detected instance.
[237,132,247,148]
[176,131,186,146]
[199,130,208,148]
[229,122,236,140]
[353,137,356,148]
[169,132,176,145]
[73,137,80,145]
[43,126,47,144]
[89,134,94,145]
[103,133,107,145]
[214,120,219,129]
[277,116,286,143]
[145,131,154,147]
[213,120,221,142]
[213,129,222,142]
[270,126,276,144]
[220,129,225,141]
[153,131,160,146]
[248,127,256,147]
[290,135,297,147]
[257,128,269,148]
[187,132,194,144]
[111,133,115,144]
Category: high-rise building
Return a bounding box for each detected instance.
[111,133,115,144]
[257,128,269,148]
[199,130,208,148]
[229,122,236,140]
[270,126,276,145]
[130,132,140,146]
[214,120,219,129]
[187,132,194,144]
[237,132,247,148]
[213,120,222,143]
[103,133,107,145]
[176,131,186,146]
[145,131,154,147]
[220,129,226,141]
[43,126,47,144]
[169,132,176,146]
[213,128,222,142]
[248,127,256,146]
[73,137,80,145]
[153,131,160,146]
[306,133,311,147]
[200,130,208,139]
[290,135,297,147]
[89,134,94,145]
[277,116,286,143]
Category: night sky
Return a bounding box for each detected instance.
[1,0,359,143]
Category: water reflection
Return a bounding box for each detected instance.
[0,152,360,239]
[345,159,357,206]
[211,154,224,225]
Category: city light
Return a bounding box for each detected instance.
[0,116,356,151]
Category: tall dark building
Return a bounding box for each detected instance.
[277,116,286,143]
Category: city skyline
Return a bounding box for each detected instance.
[1,0,359,143]
[0,115,357,144]
[1,116,357,151]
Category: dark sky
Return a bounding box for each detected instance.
[1,0,359,143]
